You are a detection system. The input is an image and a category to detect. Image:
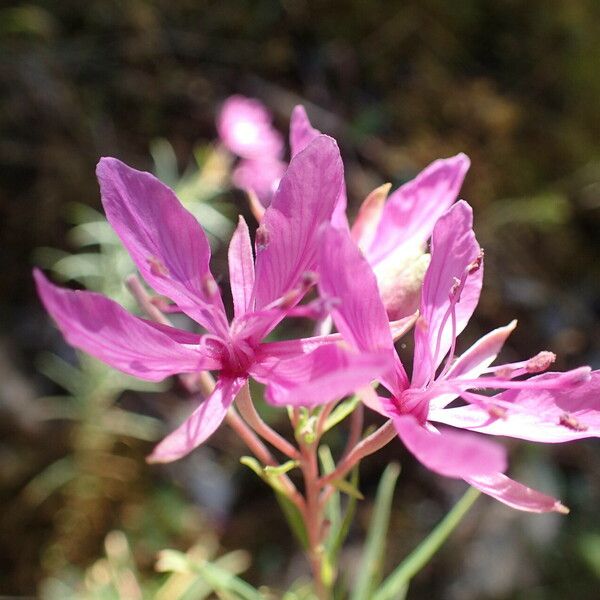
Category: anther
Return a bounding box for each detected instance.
[494,366,514,379]
[487,404,508,419]
[467,249,484,274]
[450,276,461,297]
[526,351,556,373]
[147,256,169,277]
[202,275,219,298]
[255,224,270,251]
[559,412,588,432]
[301,270,318,289]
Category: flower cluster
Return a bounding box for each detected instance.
[36,96,599,515]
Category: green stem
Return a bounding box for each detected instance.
[372,487,481,600]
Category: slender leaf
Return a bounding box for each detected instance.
[351,464,400,600]
[323,395,360,433]
[372,487,480,600]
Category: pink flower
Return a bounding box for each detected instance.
[255,105,470,319]
[35,136,388,463]
[318,201,599,513]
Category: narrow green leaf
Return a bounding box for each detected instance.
[36,352,85,394]
[318,446,341,535]
[329,466,360,563]
[332,478,364,500]
[264,460,300,476]
[240,457,308,549]
[372,487,480,600]
[351,463,400,600]
[323,395,360,433]
[275,491,309,551]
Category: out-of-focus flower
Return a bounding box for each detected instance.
[35,136,388,463]
[318,201,600,513]
[232,157,286,207]
[217,95,286,206]
[217,95,283,159]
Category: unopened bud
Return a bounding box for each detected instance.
[374,248,430,320]
[526,351,556,373]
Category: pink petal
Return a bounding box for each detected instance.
[432,370,600,443]
[351,183,391,252]
[147,376,246,463]
[142,320,203,345]
[428,321,517,411]
[290,105,321,157]
[34,269,214,380]
[259,332,343,359]
[318,225,408,391]
[252,344,390,408]
[217,95,283,159]
[466,473,569,513]
[228,216,255,318]
[289,106,348,231]
[366,154,470,265]
[412,201,483,388]
[393,414,507,478]
[97,158,228,336]
[319,227,392,353]
[253,136,344,309]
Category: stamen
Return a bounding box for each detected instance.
[147,256,169,277]
[494,366,514,379]
[487,404,508,419]
[256,224,270,251]
[301,270,318,289]
[559,412,588,432]
[467,249,484,274]
[526,351,556,373]
[202,275,219,298]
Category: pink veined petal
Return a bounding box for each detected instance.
[253,135,344,309]
[290,105,321,157]
[412,201,483,388]
[331,187,350,231]
[141,320,203,345]
[96,158,228,336]
[251,344,390,408]
[147,376,246,463]
[318,225,409,390]
[358,388,389,417]
[393,414,507,478]
[366,154,470,265]
[34,269,213,380]
[431,370,600,443]
[428,320,517,411]
[228,216,255,318]
[259,333,343,359]
[289,105,348,231]
[351,183,391,252]
[466,473,569,513]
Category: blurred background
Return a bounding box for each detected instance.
[1,1,599,598]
